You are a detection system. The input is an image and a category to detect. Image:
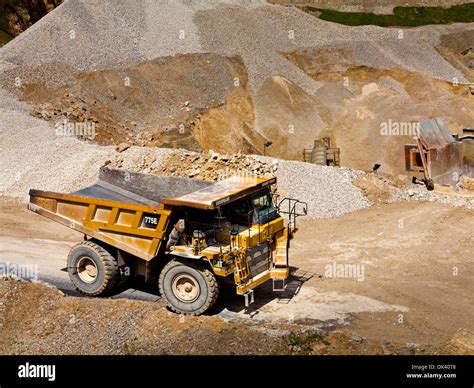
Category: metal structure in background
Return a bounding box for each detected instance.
[404,118,473,189]
[303,137,340,167]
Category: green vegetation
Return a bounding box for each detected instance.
[303,3,474,27]
[289,330,330,350]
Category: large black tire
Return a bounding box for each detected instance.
[159,259,219,315]
[67,240,119,296]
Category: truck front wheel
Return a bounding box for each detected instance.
[67,241,119,296]
[159,259,219,315]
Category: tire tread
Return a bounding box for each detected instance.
[158,259,219,316]
[68,240,119,296]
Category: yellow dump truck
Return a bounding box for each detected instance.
[28,168,307,315]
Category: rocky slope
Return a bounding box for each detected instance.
[0,0,473,201]
[1,1,473,176]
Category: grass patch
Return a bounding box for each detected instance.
[289,330,330,351]
[303,3,474,27]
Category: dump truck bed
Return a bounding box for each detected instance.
[75,167,213,206]
[28,168,277,262]
[28,189,171,261]
[28,169,214,260]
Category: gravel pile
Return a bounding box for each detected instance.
[109,147,178,173]
[272,159,370,219]
[0,96,185,199]
[0,62,78,91]
[109,149,277,179]
[139,150,277,180]
[0,0,471,213]
[0,102,116,198]
[0,78,369,214]
[396,185,474,210]
[110,148,370,219]
[0,0,468,94]
[0,88,28,111]
[0,0,467,165]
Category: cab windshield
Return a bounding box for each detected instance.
[222,189,279,225]
[250,190,278,224]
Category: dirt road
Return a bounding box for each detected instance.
[0,196,473,354]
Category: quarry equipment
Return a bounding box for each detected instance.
[404,118,474,191]
[28,168,307,315]
[304,137,340,167]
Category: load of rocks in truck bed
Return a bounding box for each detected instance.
[108,149,371,219]
[109,149,277,181]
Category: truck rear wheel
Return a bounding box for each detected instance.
[159,259,219,315]
[67,241,119,296]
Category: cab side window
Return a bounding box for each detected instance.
[223,198,252,225]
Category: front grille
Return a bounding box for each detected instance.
[246,242,270,277]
